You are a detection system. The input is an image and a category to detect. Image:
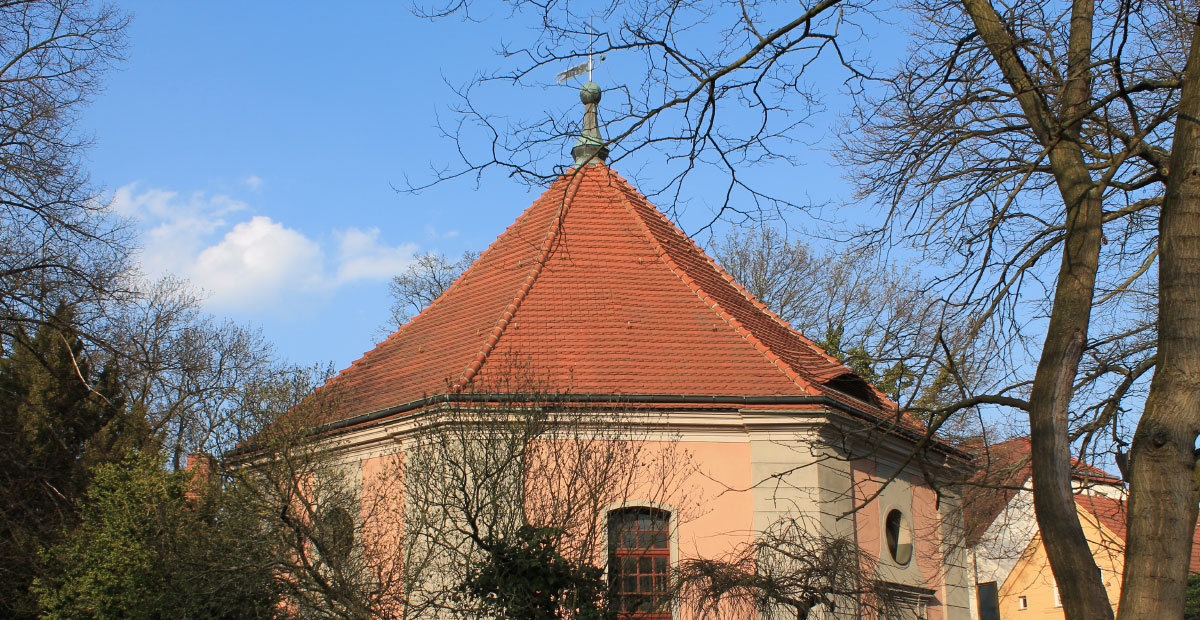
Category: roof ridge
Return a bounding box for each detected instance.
[334,186,549,380]
[604,171,901,413]
[380,252,482,344]
[709,248,905,409]
[450,170,587,392]
[602,170,815,393]
[697,230,850,369]
[352,251,482,370]
[604,171,901,410]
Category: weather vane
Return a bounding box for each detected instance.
[556,17,604,83]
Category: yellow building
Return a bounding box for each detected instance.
[965,438,1200,620]
[964,438,1128,620]
[996,495,1125,619]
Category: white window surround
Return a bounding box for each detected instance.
[878,581,936,620]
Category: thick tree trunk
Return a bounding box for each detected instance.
[1025,184,1112,620]
[959,0,1114,618]
[1117,18,1200,620]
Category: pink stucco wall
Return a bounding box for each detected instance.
[355,437,955,619]
[853,458,951,620]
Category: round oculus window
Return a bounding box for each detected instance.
[885,509,913,565]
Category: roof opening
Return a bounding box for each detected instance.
[825,372,878,405]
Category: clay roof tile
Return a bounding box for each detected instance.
[1074,494,1200,574]
[320,164,894,422]
[963,437,1125,546]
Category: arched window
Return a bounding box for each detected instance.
[607,506,671,619]
[318,505,355,565]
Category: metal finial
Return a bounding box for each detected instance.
[572,81,608,166]
[580,81,601,104]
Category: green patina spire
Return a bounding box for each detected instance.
[571,81,608,167]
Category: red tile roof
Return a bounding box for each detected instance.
[321,164,890,423]
[1074,494,1200,574]
[962,437,1122,545]
[1076,494,1128,542]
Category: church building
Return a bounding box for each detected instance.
[310,81,973,620]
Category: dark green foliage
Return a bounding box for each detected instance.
[815,323,914,400]
[464,525,613,620]
[0,307,128,618]
[815,323,959,424]
[34,453,283,620]
[1185,573,1200,620]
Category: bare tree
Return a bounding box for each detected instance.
[110,277,278,469]
[396,368,693,619]
[0,2,282,476]
[1131,17,1200,618]
[387,251,479,328]
[416,0,1200,616]
[223,365,410,620]
[840,1,1198,617]
[0,0,132,344]
[676,515,903,620]
[227,361,694,620]
[411,0,874,229]
[713,226,991,429]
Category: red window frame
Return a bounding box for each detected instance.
[608,507,671,619]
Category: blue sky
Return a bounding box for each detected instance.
[83,2,880,370]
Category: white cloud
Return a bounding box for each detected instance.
[112,183,416,311]
[113,184,248,279]
[334,227,418,284]
[193,216,324,308]
[243,175,264,192]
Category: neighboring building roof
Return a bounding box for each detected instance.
[1076,493,1127,544]
[963,437,1121,546]
[319,163,892,425]
[1074,494,1200,575]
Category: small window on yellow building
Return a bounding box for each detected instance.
[1017,595,1028,610]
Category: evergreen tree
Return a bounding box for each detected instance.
[0,306,126,619]
[463,525,613,620]
[1186,574,1200,620]
[34,453,283,620]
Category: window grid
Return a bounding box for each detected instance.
[609,508,670,619]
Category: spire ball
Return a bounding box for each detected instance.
[572,80,608,166]
[580,81,602,104]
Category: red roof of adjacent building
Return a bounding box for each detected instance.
[320,163,891,424]
[1074,494,1200,574]
[963,439,1200,573]
[963,437,1122,545]
[1076,494,1128,544]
